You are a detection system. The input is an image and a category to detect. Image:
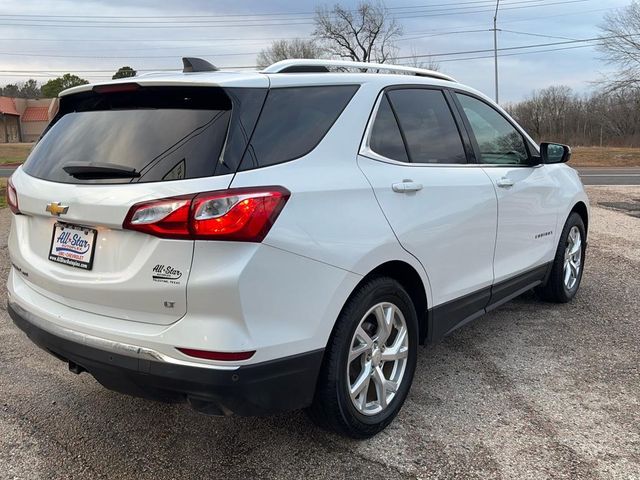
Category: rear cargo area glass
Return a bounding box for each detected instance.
[23,86,266,184]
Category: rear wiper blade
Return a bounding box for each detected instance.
[63,162,141,179]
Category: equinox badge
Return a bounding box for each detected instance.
[45,202,69,216]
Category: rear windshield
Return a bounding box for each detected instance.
[23,86,266,184]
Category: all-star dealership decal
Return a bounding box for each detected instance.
[152,264,183,284]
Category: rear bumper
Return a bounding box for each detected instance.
[8,302,324,416]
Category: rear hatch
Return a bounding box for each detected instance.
[9,82,267,325]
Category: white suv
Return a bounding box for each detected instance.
[6,58,589,438]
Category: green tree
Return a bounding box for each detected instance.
[41,74,89,97]
[19,79,41,98]
[2,84,19,97]
[112,66,137,79]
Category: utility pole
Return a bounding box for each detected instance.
[493,0,500,103]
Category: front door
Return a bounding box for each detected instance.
[453,93,559,284]
[358,87,498,338]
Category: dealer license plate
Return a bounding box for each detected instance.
[48,222,97,270]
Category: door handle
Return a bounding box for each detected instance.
[496,177,515,188]
[392,181,423,193]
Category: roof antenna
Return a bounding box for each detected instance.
[182,57,219,73]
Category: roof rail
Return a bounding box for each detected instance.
[262,59,456,82]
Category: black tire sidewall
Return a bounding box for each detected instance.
[333,278,418,435]
[556,213,587,301]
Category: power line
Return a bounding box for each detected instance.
[0,0,592,28]
[0,50,259,59]
[499,29,580,41]
[0,4,618,47]
[392,0,591,19]
[395,34,640,59]
[1,33,633,73]
[0,0,584,21]
[0,43,600,78]
[0,35,610,61]
[0,41,606,79]
[0,35,624,77]
[434,42,596,62]
[0,37,300,44]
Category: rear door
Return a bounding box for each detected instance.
[453,92,559,284]
[358,87,498,337]
[9,84,267,325]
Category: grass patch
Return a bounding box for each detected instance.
[0,179,7,209]
[0,143,33,165]
[569,146,640,167]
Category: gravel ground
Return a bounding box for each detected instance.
[1,186,638,480]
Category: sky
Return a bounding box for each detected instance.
[0,0,632,102]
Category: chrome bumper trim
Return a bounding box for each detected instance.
[9,301,238,371]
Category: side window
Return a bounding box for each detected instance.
[387,89,467,164]
[369,94,409,162]
[456,93,529,165]
[240,85,359,170]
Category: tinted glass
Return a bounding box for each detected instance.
[387,89,466,164]
[456,93,529,165]
[369,94,408,162]
[24,109,230,184]
[240,85,359,169]
[23,87,267,184]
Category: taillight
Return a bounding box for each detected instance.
[6,177,19,214]
[93,83,140,94]
[122,186,290,242]
[176,347,255,361]
[123,195,192,239]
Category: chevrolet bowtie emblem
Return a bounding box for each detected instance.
[45,202,69,216]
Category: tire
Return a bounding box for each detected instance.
[307,276,418,439]
[536,212,586,303]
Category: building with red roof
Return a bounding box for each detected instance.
[0,96,56,143]
[0,97,21,143]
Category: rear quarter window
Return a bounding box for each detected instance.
[239,85,359,170]
[369,94,409,162]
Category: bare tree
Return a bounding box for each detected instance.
[506,85,640,147]
[256,39,324,68]
[598,0,640,91]
[313,1,402,63]
[404,46,440,71]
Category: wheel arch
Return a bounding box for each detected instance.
[570,201,589,236]
[342,260,430,345]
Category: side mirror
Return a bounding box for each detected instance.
[540,142,571,164]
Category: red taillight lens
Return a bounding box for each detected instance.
[123,195,192,239]
[6,177,19,214]
[122,187,290,242]
[93,83,140,94]
[191,187,289,241]
[176,347,255,361]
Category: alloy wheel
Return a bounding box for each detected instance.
[346,302,409,416]
[563,226,582,290]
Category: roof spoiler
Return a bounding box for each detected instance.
[182,57,219,73]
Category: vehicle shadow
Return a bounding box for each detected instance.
[28,291,561,478]
[4,282,607,479]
